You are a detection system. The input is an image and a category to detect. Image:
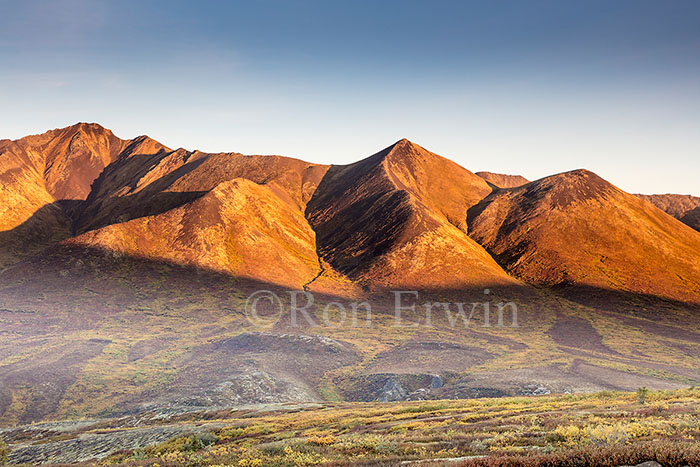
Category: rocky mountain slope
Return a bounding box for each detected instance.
[71,179,323,288]
[68,146,334,289]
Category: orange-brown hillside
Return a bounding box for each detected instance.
[468,169,700,303]
[637,193,700,232]
[76,147,329,234]
[3,123,700,302]
[306,139,519,289]
[476,171,530,189]
[76,137,520,291]
[0,123,165,267]
[70,179,323,288]
[62,135,340,289]
[0,123,343,290]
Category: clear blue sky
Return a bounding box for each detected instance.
[1,0,699,195]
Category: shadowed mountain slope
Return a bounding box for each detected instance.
[637,193,700,232]
[306,139,518,289]
[683,207,700,232]
[468,169,700,303]
[476,171,530,189]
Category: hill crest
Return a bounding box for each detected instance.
[468,169,700,302]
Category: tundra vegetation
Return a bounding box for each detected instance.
[16,387,696,467]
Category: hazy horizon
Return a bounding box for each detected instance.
[2,0,699,196]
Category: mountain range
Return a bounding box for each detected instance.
[3,123,699,297]
[1,123,700,425]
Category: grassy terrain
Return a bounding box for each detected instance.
[2,260,700,427]
[2,388,687,466]
[17,387,689,466]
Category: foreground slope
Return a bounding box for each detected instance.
[306,139,518,289]
[7,388,700,466]
[468,169,700,303]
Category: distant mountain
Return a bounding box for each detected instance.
[636,193,700,232]
[468,170,700,303]
[476,171,530,189]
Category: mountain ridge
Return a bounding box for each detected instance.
[3,123,700,300]
[476,171,530,189]
[305,138,517,289]
[0,123,166,267]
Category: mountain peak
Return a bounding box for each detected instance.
[562,168,596,178]
[2,123,170,201]
[122,134,171,155]
[306,139,503,288]
[70,121,106,129]
[393,137,414,146]
[57,122,113,136]
[386,138,426,156]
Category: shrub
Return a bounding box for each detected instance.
[638,387,649,404]
[586,424,628,447]
[282,446,327,466]
[339,434,398,455]
[396,403,450,414]
[461,440,700,467]
[306,434,337,445]
[0,440,8,466]
[554,423,629,448]
[470,438,490,452]
[219,426,245,440]
[146,432,219,456]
